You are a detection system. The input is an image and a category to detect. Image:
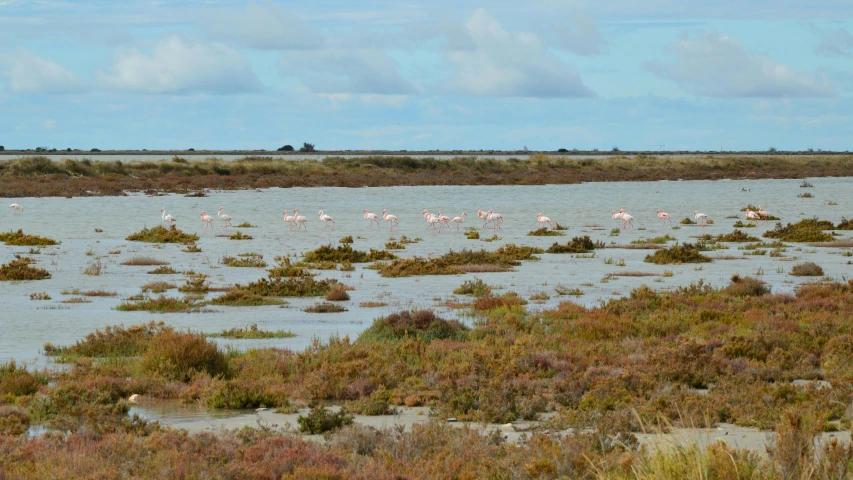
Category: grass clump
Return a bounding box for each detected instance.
[732,221,756,228]
[178,273,209,293]
[385,241,405,249]
[714,230,760,242]
[0,360,46,398]
[547,236,601,254]
[30,292,51,300]
[527,227,564,236]
[790,262,824,277]
[182,243,202,253]
[141,281,176,293]
[465,230,480,239]
[763,219,835,242]
[303,244,396,264]
[0,229,59,246]
[221,254,267,268]
[631,235,676,245]
[206,324,294,339]
[358,310,468,343]
[208,290,285,307]
[297,405,353,434]
[325,287,350,301]
[268,256,314,278]
[379,244,540,277]
[644,243,712,264]
[338,235,354,244]
[680,217,696,225]
[837,217,853,230]
[120,256,168,266]
[148,265,178,274]
[126,225,199,244]
[453,278,492,297]
[228,231,252,240]
[0,256,51,281]
[233,222,254,228]
[304,302,348,313]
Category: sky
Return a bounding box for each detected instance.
[0,0,852,151]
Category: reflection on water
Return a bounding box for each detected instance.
[130,399,251,425]
[2,178,852,366]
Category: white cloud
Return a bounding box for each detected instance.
[43,119,57,130]
[444,9,593,98]
[644,32,833,97]
[552,13,607,56]
[205,2,323,50]
[98,35,263,94]
[278,49,416,95]
[0,49,83,94]
[810,24,853,57]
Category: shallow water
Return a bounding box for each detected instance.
[0,153,539,162]
[2,178,852,367]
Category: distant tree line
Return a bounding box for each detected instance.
[277,142,315,152]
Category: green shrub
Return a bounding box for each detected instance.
[126,226,199,244]
[0,406,30,435]
[325,287,350,301]
[297,405,353,434]
[527,227,564,236]
[453,279,492,297]
[304,302,348,313]
[644,243,712,264]
[0,360,45,397]
[547,236,600,253]
[763,219,835,242]
[303,244,395,263]
[0,229,59,246]
[723,274,770,297]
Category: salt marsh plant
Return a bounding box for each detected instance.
[644,243,712,264]
[790,262,824,276]
[0,257,51,281]
[0,229,59,246]
[126,225,199,244]
[206,324,294,339]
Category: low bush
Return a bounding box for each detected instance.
[43,322,169,360]
[0,360,46,398]
[228,231,252,240]
[547,236,600,253]
[115,295,199,313]
[527,227,564,236]
[714,230,759,242]
[206,324,294,339]
[790,262,824,277]
[148,266,178,274]
[297,405,353,434]
[339,235,354,244]
[140,329,230,382]
[208,291,286,306]
[763,219,835,242]
[0,229,59,246]
[303,244,396,264]
[723,274,770,297]
[0,406,30,435]
[221,254,267,268]
[304,302,348,313]
[644,243,712,264]
[325,287,350,301]
[126,226,199,244]
[120,256,168,266]
[453,278,492,297]
[0,256,51,281]
[358,310,468,343]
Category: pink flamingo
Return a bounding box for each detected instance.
[283,210,296,230]
[382,209,399,231]
[218,206,233,229]
[745,208,760,221]
[477,209,489,226]
[656,209,672,227]
[486,209,503,230]
[536,213,554,229]
[200,211,214,230]
[449,212,466,231]
[611,210,623,225]
[161,208,176,227]
[758,205,770,220]
[9,203,23,213]
[363,209,380,228]
[293,209,308,231]
[436,211,451,230]
[693,210,709,227]
[318,210,335,230]
[619,208,635,229]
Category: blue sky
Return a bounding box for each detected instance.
[1,0,852,151]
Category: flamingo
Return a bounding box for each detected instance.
[477,209,489,227]
[283,210,297,230]
[9,203,23,213]
[745,208,760,221]
[436,211,452,230]
[200,211,214,230]
[693,210,709,227]
[424,211,440,231]
[217,206,233,229]
[537,213,554,229]
[318,210,335,230]
[449,212,466,231]
[656,209,672,227]
[619,208,635,229]
[293,209,308,231]
[161,208,176,227]
[485,209,503,230]
[611,210,624,225]
[382,209,399,232]
[363,209,381,228]
[757,205,770,220]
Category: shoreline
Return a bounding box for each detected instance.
[2,153,852,197]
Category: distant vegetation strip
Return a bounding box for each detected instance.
[2,154,852,197]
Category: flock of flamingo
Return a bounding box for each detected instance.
[9,202,773,233]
